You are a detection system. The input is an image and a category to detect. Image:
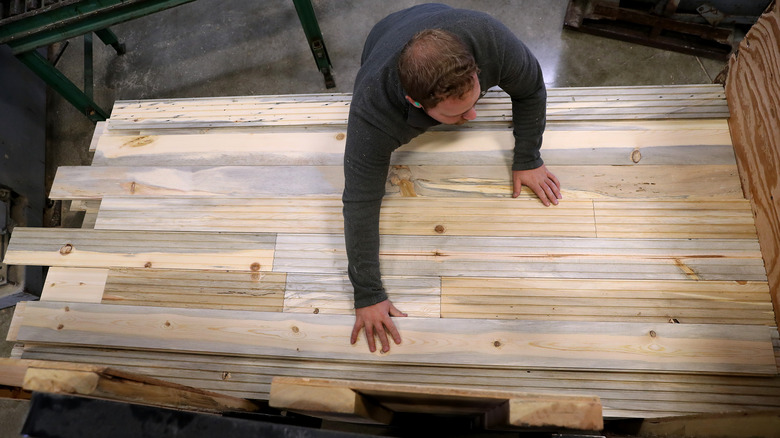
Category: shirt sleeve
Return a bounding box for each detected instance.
[342,111,398,308]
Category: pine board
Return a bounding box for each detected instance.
[49,164,744,201]
[273,234,766,281]
[90,122,734,167]
[441,278,775,325]
[40,267,108,303]
[4,228,275,272]
[13,301,777,375]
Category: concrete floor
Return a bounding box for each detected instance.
[1,0,727,436]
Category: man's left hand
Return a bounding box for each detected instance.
[512,165,562,206]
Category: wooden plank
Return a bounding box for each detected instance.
[17,360,259,413]
[441,278,776,325]
[593,200,757,239]
[13,301,778,375]
[40,267,108,303]
[88,121,105,153]
[273,234,767,281]
[49,164,744,201]
[269,377,603,430]
[4,228,275,272]
[282,274,440,317]
[102,268,285,311]
[20,344,780,419]
[90,121,734,167]
[94,197,598,238]
[725,2,780,328]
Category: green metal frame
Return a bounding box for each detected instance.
[292,0,335,89]
[2,0,335,121]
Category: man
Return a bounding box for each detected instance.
[343,3,562,353]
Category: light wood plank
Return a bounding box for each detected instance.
[283,274,440,317]
[102,268,286,311]
[40,267,108,303]
[14,301,778,375]
[50,164,744,201]
[94,197,598,238]
[441,278,775,325]
[5,228,275,272]
[273,234,767,282]
[91,122,734,167]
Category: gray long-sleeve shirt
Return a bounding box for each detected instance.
[343,3,547,308]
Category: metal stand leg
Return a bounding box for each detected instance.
[15,50,109,121]
[95,28,126,55]
[84,33,93,99]
[292,0,335,88]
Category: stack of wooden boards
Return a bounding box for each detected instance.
[5,83,780,421]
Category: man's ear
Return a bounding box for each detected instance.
[405,95,422,108]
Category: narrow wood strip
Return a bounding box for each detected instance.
[40,267,108,303]
[50,164,744,201]
[14,301,778,375]
[5,228,275,272]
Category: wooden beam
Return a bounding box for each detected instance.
[13,301,778,375]
[269,377,603,430]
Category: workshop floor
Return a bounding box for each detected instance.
[1,0,727,436]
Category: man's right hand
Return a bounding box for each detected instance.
[351,299,407,353]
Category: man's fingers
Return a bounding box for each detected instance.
[350,321,361,345]
[389,303,408,317]
[548,171,561,190]
[384,318,403,345]
[364,325,377,353]
[374,323,391,353]
[542,181,558,205]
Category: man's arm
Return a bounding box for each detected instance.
[343,113,409,352]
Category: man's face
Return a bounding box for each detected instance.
[424,73,481,125]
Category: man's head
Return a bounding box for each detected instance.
[398,29,480,125]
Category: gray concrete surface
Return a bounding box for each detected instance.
[2,0,728,435]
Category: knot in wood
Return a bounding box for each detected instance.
[250,262,261,271]
[313,308,320,314]
[59,244,74,255]
[57,324,64,330]
[434,225,445,234]
[221,372,232,381]
[291,326,300,334]
[649,330,657,338]
[335,133,346,141]
[64,306,70,312]
[144,262,153,268]
[631,148,642,163]
[164,321,171,328]
[493,340,501,348]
